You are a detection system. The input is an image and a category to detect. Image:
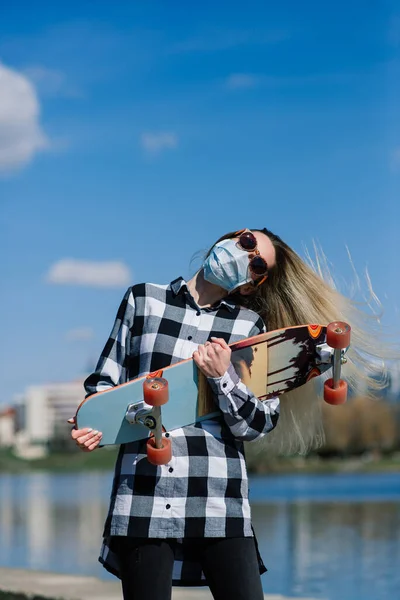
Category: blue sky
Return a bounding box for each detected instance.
[0,0,399,407]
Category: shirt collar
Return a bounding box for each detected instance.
[170,277,188,296]
[170,277,236,312]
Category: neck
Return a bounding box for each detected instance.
[187,270,228,308]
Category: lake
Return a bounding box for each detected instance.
[0,471,399,599]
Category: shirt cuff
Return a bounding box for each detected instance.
[207,363,240,396]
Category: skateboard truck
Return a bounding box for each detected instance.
[125,374,172,466]
[125,403,157,429]
[316,343,348,366]
[323,321,351,405]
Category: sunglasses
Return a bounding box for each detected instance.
[234,229,268,286]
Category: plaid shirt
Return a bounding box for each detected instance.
[84,278,280,585]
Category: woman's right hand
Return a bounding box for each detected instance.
[68,417,103,452]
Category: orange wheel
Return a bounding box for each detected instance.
[324,378,348,405]
[146,436,172,465]
[143,377,169,406]
[326,321,351,349]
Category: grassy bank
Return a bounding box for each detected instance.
[0,447,119,473]
[1,447,400,474]
[245,452,400,474]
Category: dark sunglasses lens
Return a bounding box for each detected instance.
[239,232,257,251]
[250,256,268,275]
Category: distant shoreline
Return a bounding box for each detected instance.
[1,447,400,475]
[246,452,400,475]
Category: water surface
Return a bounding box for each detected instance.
[0,471,399,599]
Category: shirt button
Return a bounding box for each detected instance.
[222,383,227,388]
[169,467,173,473]
[166,504,171,510]
[188,335,192,340]
[196,311,200,316]
[165,433,170,438]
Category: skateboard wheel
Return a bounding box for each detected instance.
[326,321,351,349]
[323,378,348,404]
[143,377,169,406]
[146,436,172,465]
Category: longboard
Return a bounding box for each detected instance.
[75,324,335,446]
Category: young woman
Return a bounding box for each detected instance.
[69,228,386,600]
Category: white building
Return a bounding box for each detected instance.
[14,379,86,458]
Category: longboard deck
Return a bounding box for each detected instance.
[76,324,330,446]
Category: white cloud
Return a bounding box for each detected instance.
[23,65,82,98]
[390,148,400,172]
[65,327,94,342]
[46,259,132,287]
[170,29,289,54]
[0,62,49,172]
[225,72,354,91]
[140,132,178,155]
[226,73,260,90]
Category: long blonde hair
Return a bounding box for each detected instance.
[205,228,394,455]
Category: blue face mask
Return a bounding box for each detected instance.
[203,239,253,292]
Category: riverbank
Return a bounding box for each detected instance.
[246,451,400,474]
[1,447,400,474]
[0,447,118,473]
[0,568,318,600]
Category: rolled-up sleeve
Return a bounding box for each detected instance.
[84,287,135,397]
[207,363,280,442]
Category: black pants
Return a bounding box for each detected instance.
[113,536,265,600]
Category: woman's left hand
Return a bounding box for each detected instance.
[193,337,232,378]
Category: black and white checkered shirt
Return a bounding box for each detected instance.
[84,278,280,585]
